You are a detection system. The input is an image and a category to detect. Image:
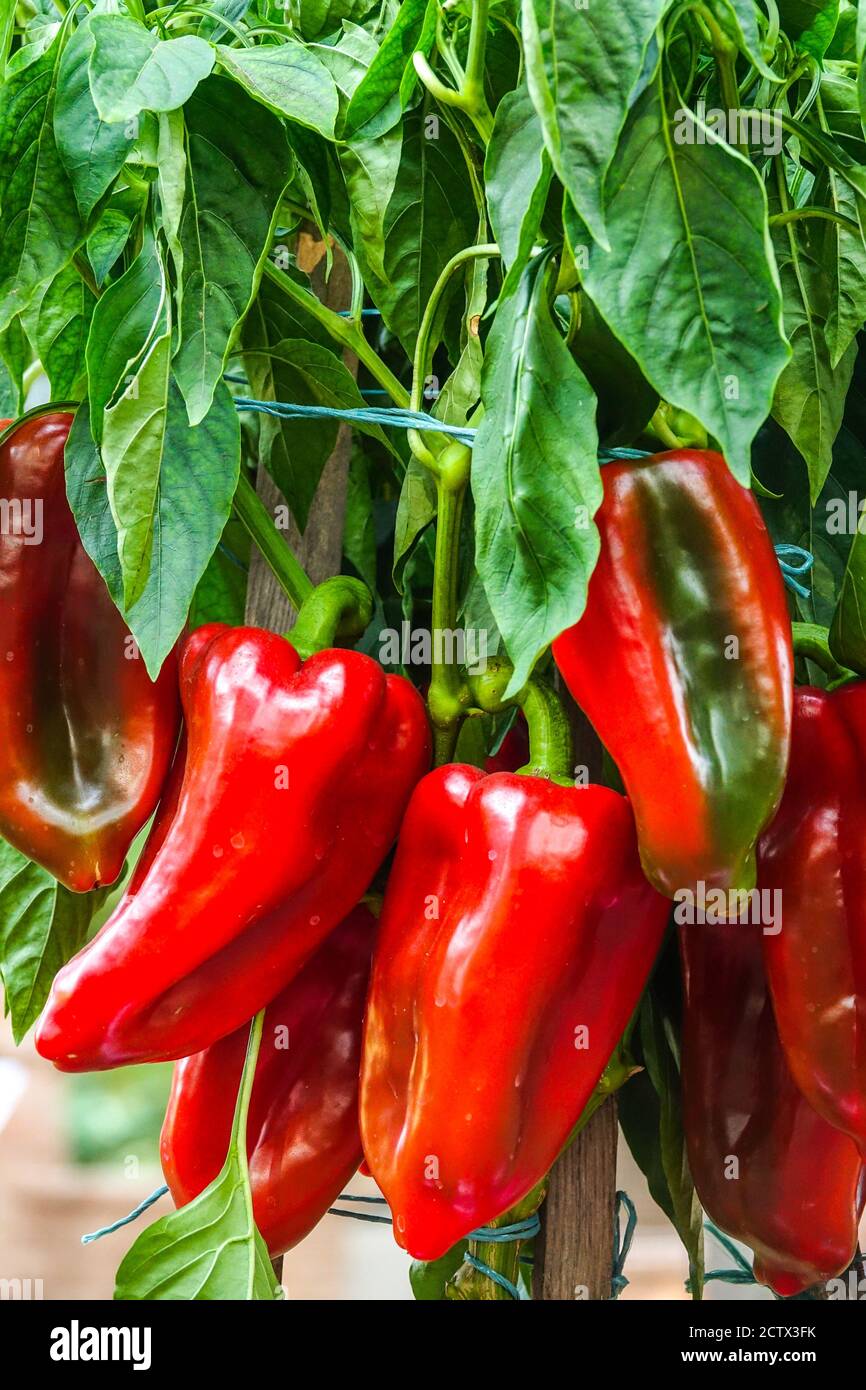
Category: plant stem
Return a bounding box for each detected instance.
[408,242,498,469]
[289,576,373,657]
[769,205,861,234]
[428,444,472,764]
[791,621,852,683]
[414,0,495,143]
[263,261,407,407]
[232,472,313,611]
[446,1180,547,1301]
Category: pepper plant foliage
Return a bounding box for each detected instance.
[3,0,866,1298]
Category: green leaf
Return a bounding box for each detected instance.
[86,208,133,287]
[156,109,186,287]
[770,181,857,500]
[188,511,250,629]
[215,40,339,137]
[340,122,403,295]
[173,75,290,427]
[830,517,866,673]
[343,0,435,140]
[88,16,214,122]
[823,181,866,368]
[312,19,378,113]
[115,1015,281,1301]
[778,0,840,58]
[379,105,477,356]
[522,0,665,248]
[0,28,83,331]
[568,290,657,447]
[243,337,389,530]
[21,263,94,397]
[0,837,107,1043]
[393,453,437,590]
[575,78,790,484]
[65,389,241,677]
[53,11,135,220]
[344,446,377,590]
[86,228,168,444]
[0,317,30,413]
[472,253,601,697]
[485,80,551,294]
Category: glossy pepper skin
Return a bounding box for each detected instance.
[680,916,864,1296]
[553,450,793,900]
[0,410,180,890]
[36,624,430,1070]
[161,905,374,1257]
[360,765,669,1261]
[760,684,866,1149]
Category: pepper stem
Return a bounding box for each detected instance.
[468,660,574,782]
[289,576,373,659]
[791,621,853,685]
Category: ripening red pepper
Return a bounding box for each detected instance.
[360,764,669,1261]
[760,684,866,1150]
[553,450,793,899]
[36,621,430,1070]
[161,905,374,1257]
[0,409,180,890]
[680,915,864,1297]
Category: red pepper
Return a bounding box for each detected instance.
[360,764,669,1260]
[760,684,866,1149]
[161,905,375,1257]
[553,450,793,899]
[35,622,430,1069]
[680,915,864,1296]
[0,409,180,890]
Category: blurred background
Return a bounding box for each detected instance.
[0,1011,787,1302]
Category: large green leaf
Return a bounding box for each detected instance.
[86,229,167,446]
[0,29,83,330]
[21,262,94,397]
[215,39,339,137]
[343,0,435,140]
[53,11,136,220]
[173,76,290,426]
[575,78,790,484]
[522,0,665,248]
[0,838,107,1043]
[770,181,857,500]
[379,105,477,357]
[88,16,214,122]
[823,178,866,368]
[472,253,601,698]
[65,390,240,678]
[485,80,551,294]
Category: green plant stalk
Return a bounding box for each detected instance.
[428,445,472,765]
[769,206,861,234]
[413,0,494,143]
[232,472,314,611]
[408,242,499,469]
[263,261,407,407]
[446,1179,547,1301]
